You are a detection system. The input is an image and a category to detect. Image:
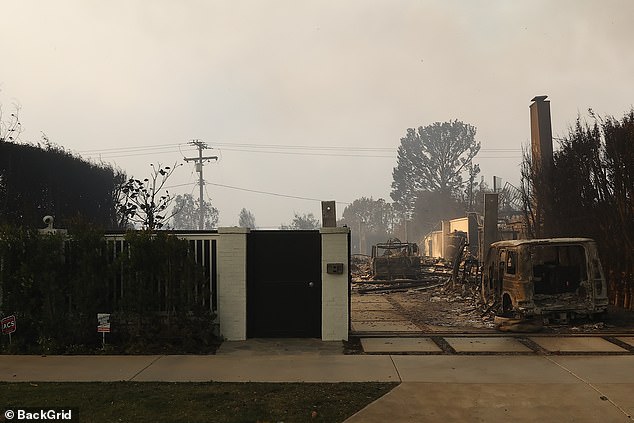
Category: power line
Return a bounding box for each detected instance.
[212,142,395,152]
[203,183,214,203]
[86,149,521,161]
[78,142,184,153]
[80,144,394,159]
[207,182,351,205]
[217,147,396,159]
[79,141,392,155]
[85,149,196,160]
[80,144,197,159]
[164,180,351,205]
[76,141,522,159]
[200,141,521,153]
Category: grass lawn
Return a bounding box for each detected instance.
[1,382,397,422]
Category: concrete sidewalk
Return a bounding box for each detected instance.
[345,355,634,422]
[1,343,633,422]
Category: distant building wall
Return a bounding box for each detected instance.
[424,216,479,260]
[449,218,469,234]
[424,230,444,258]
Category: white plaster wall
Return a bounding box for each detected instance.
[320,227,350,341]
[425,217,470,259]
[428,231,443,258]
[216,227,249,341]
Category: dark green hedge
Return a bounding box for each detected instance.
[0,227,217,354]
[0,140,125,229]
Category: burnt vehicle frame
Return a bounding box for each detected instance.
[371,239,422,280]
[482,238,609,320]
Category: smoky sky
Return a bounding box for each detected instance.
[2,0,633,227]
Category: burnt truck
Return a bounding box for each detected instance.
[482,238,609,320]
[371,239,422,280]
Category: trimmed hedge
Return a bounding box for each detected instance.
[0,227,217,354]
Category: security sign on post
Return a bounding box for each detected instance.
[97,313,111,333]
[2,315,16,345]
[97,313,110,349]
[2,315,16,335]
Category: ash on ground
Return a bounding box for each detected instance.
[351,255,634,334]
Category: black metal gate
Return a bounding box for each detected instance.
[247,230,321,338]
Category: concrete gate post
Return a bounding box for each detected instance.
[217,227,250,341]
[320,227,350,341]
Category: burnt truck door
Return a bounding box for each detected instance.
[496,249,506,299]
[482,246,496,305]
[483,247,507,307]
[501,249,521,313]
[482,246,502,306]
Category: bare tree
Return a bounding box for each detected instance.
[118,163,181,230]
[520,109,634,285]
[519,147,537,238]
[0,103,22,142]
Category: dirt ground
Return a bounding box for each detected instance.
[351,255,634,333]
[351,271,634,334]
[382,284,495,331]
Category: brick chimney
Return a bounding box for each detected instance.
[529,95,554,237]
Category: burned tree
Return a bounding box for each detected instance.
[521,108,634,305]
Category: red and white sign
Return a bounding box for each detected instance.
[1,315,16,335]
[97,313,111,333]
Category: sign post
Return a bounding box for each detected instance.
[2,315,17,345]
[97,313,110,349]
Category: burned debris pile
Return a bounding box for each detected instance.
[352,237,633,333]
[352,241,496,330]
[352,242,454,294]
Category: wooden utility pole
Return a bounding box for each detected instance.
[183,140,218,230]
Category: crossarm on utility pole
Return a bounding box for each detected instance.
[183,140,218,230]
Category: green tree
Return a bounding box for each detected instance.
[340,197,395,253]
[238,208,256,229]
[391,120,481,214]
[171,193,219,230]
[281,212,320,230]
